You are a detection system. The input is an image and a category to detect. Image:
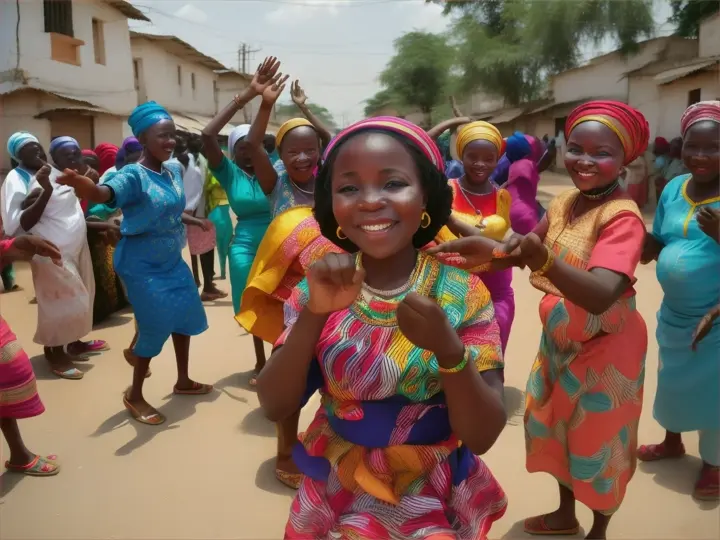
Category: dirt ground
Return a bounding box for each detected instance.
[1,173,718,539]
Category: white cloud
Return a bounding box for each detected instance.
[266,0,340,26]
[175,3,208,24]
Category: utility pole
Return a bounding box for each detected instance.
[237,43,261,74]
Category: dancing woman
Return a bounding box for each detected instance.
[257,116,507,539]
[638,101,720,501]
[431,101,651,539]
[57,101,213,425]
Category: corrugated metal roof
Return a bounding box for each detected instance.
[653,58,719,85]
[488,108,524,124]
[172,112,234,137]
[102,1,150,22]
[130,31,227,71]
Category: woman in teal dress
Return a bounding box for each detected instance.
[638,101,720,501]
[57,101,213,426]
[202,81,275,377]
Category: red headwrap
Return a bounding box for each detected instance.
[94,143,119,175]
[81,149,97,158]
[680,100,720,137]
[653,137,670,154]
[565,100,650,165]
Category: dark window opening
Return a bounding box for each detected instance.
[44,0,74,37]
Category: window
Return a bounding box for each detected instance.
[92,19,105,65]
[44,0,73,36]
[688,88,701,106]
[133,59,141,90]
[191,73,196,97]
[177,66,182,86]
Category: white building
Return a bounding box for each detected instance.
[130,31,232,137]
[0,0,148,175]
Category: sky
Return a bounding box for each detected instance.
[128,0,450,125]
[127,0,674,127]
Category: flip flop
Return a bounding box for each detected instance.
[123,349,151,378]
[637,442,686,462]
[123,394,165,425]
[173,382,213,395]
[524,515,580,536]
[69,340,109,355]
[694,466,720,501]
[51,367,84,380]
[275,469,303,490]
[5,455,60,477]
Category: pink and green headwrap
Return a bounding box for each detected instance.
[323,116,444,171]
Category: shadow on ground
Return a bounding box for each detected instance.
[255,456,296,497]
[639,457,720,511]
[29,354,96,381]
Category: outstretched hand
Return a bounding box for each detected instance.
[427,234,521,268]
[291,80,307,106]
[56,169,98,200]
[6,235,62,265]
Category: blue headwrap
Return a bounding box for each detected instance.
[505,131,531,163]
[49,136,79,155]
[128,101,172,137]
[436,130,452,161]
[7,131,40,161]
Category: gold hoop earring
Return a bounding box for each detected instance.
[420,211,431,229]
[336,226,347,240]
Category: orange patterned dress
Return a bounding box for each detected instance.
[524,189,647,515]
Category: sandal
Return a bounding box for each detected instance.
[524,515,580,536]
[276,469,303,490]
[5,455,60,477]
[694,466,720,501]
[123,393,165,425]
[68,340,109,355]
[123,349,151,378]
[51,367,84,380]
[637,442,686,462]
[173,382,213,395]
[200,290,228,302]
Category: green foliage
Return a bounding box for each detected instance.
[274,102,337,129]
[670,0,719,37]
[378,31,454,125]
[426,0,655,105]
[363,88,400,117]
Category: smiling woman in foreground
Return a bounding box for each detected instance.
[256,117,507,539]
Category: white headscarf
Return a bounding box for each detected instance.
[228,124,251,156]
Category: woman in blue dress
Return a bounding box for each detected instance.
[638,101,720,500]
[57,102,212,425]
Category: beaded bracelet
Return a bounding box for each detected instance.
[437,351,468,374]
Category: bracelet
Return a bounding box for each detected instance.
[437,350,468,374]
[532,248,555,276]
[232,94,243,107]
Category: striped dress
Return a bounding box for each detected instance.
[0,240,45,419]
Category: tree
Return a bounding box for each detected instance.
[670,0,719,37]
[427,0,655,105]
[274,102,337,130]
[378,31,454,127]
[363,89,400,117]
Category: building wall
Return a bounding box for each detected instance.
[131,38,217,116]
[551,37,698,104]
[94,114,125,146]
[628,75,662,139]
[657,71,720,137]
[0,0,136,114]
[699,13,720,58]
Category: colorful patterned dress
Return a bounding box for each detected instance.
[524,189,647,515]
[0,239,45,420]
[435,179,515,353]
[652,175,720,463]
[277,252,507,539]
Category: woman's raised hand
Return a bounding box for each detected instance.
[306,253,365,315]
[56,169,98,200]
[251,56,281,95]
[291,80,307,106]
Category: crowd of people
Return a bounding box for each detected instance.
[0,54,718,539]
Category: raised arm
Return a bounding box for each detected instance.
[246,57,289,194]
[18,165,53,232]
[290,80,332,148]
[202,88,258,169]
[427,117,473,140]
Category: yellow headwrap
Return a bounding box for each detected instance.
[276,118,315,148]
[455,121,503,158]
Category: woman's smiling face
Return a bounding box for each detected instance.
[682,120,719,184]
[331,132,425,260]
[564,121,625,191]
[280,126,320,184]
[462,139,498,185]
